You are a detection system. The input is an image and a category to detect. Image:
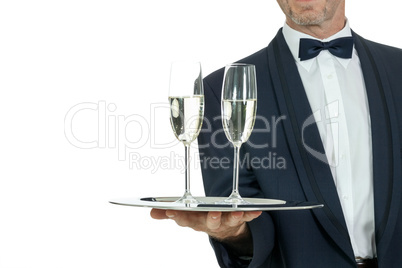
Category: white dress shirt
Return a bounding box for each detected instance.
[282,21,376,258]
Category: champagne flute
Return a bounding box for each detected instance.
[168,61,204,204]
[221,63,257,204]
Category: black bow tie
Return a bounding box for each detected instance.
[298,36,354,61]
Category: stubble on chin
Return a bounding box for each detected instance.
[288,5,327,26]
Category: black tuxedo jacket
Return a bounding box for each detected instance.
[198,29,402,267]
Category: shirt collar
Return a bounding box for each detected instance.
[282,20,353,71]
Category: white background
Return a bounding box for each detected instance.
[0,1,400,267]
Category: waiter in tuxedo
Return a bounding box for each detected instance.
[151,0,402,267]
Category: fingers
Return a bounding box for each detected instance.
[205,211,263,232]
[151,209,262,222]
[151,210,226,233]
[206,211,222,230]
[151,209,261,222]
[220,211,262,227]
[169,211,195,228]
[150,208,263,239]
[165,210,177,219]
[206,211,262,240]
[243,211,263,221]
[225,211,245,227]
[150,208,169,219]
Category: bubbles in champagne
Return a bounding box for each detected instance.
[222,99,257,147]
[169,96,204,145]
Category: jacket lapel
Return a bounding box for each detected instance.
[353,33,402,261]
[266,29,355,263]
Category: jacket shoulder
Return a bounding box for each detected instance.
[356,35,402,65]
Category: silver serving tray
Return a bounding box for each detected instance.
[109,196,323,212]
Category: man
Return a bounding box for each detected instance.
[151,0,402,267]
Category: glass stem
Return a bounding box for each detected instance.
[184,144,191,195]
[232,145,241,196]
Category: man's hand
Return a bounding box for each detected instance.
[150,209,261,255]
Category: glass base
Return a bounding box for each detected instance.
[216,192,251,205]
[175,192,203,204]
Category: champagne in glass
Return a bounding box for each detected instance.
[221,63,257,204]
[168,61,204,204]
